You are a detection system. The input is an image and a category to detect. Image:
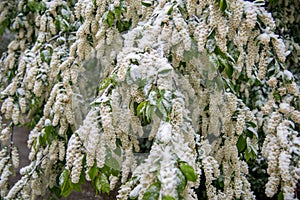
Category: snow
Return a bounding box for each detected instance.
[157,65,173,77]
[44,119,51,126]
[129,185,142,199]
[129,65,141,82]
[283,70,293,81]
[156,121,172,144]
[148,90,157,106]
[279,102,290,114]
[17,88,25,96]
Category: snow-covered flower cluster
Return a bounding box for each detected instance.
[0,0,299,199]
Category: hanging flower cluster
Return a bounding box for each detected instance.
[0,0,299,199]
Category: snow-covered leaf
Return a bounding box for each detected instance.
[129,185,142,199]
[247,127,258,138]
[142,182,160,200]
[158,65,173,77]
[176,169,187,193]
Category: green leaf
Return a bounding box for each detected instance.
[136,100,153,124]
[117,20,132,32]
[101,173,110,194]
[179,162,197,182]
[95,175,101,194]
[219,0,228,11]
[177,5,187,18]
[245,147,252,162]
[72,182,82,192]
[162,196,175,200]
[114,7,121,19]
[217,54,233,78]
[117,21,124,32]
[246,127,258,138]
[49,186,62,199]
[95,173,110,194]
[218,64,225,73]
[176,169,187,193]
[273,91,281,102]
[250,145,257,157]
[38,134,46,147]
[142,182,161,200]
[37,1,47,12]
[216,175,224,189]
[44,125,56,144]
[0,20,9,35]
[101,163,111,176]
[237,135,246,153]
[114,146,122,156]
[277,191,284,200]
[245,142,257,162]
[105,156,120,176]
[27,0,38,12]
[107,11,115,27]
[40,54,45,63]
[137,101,147,116]
[99,78,112,91]
[58,17,70,32]
[59,169,73,197]
[59,169,69,186]
[141,1,153,7]
[88,163,99,180]
[167,5,174,15]
[225,64,233,78]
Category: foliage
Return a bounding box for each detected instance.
[0,0,299,199]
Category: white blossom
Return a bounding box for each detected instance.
[0,0,299,199]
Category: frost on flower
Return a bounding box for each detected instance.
[0,0,299,199]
